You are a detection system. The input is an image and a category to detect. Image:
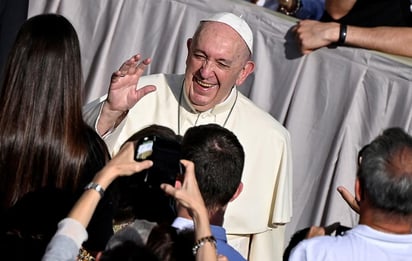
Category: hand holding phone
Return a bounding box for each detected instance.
[135,135,183,189]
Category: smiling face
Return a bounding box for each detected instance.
[184,22,255,112]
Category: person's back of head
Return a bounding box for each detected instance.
[98,240,160,261]
[358,127,412,216]
[113,124,181,225]
[146,224,195,261]
[181,123,245,210]
[0,13,90,209]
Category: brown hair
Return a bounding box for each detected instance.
[0,14,92,208]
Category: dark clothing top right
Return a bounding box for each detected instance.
[321,0,412,27]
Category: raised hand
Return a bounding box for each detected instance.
[160,160,207,217]
[107,54,156,112]
[93,142,153,188]
[98,54,156,135]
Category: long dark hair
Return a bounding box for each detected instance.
[0,14,91,208]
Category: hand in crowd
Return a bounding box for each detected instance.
[161,160,218,261]
[106,54,156,113]
[67,141,152,229]
[294,20,340,54]
[337,186,360,214]
[92,142,153,189]
[161,160,208,219]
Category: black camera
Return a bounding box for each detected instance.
[134,135,183,189]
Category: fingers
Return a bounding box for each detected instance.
[134,84,156,95]
[160,160,195,197]
[107,142,153,175]
[161,183,176,197]
[133,160,153,174]
[337,186,360,213]
[111,54,152,82]
[180,159,196,181]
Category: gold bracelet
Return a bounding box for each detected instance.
[192,235,217,255]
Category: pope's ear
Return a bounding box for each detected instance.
[235,61,255,86]
[187,38,193,51]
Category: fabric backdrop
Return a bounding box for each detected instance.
[29,0,412,244]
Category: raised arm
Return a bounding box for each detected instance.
[42,143,152,261]
[68,142,152,227]
[161,160,218,261]
[97,54,156,136]
[295,20,412,58]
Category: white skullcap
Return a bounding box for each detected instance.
[201,12,253,54]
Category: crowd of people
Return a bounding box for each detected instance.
[1,0,412,260]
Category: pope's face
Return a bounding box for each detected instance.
[184,22,254,112]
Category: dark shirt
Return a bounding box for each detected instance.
[321,0,412,27]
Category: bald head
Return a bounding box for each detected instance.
[358,127,412,215]
[387,146,412,178]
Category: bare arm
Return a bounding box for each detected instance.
[325,0,356,20]
[295,20,412,58]
[345,26,412,57]
[68,142,152,227]
[97,54,156,136]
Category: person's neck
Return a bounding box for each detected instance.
[359,205,412,234]
[177,206,225,226]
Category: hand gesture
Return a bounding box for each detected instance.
[106,54,156,112]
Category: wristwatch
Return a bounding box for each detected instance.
[84,182,105,198]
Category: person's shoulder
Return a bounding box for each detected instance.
[289,235,341,261]
[236,91,290,137]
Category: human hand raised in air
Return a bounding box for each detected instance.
[161,160,218,261]
[92,141,153,189]
[161,160,208,219]
[98,54,156,135]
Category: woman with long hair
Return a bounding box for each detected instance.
[0,14,112,258]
